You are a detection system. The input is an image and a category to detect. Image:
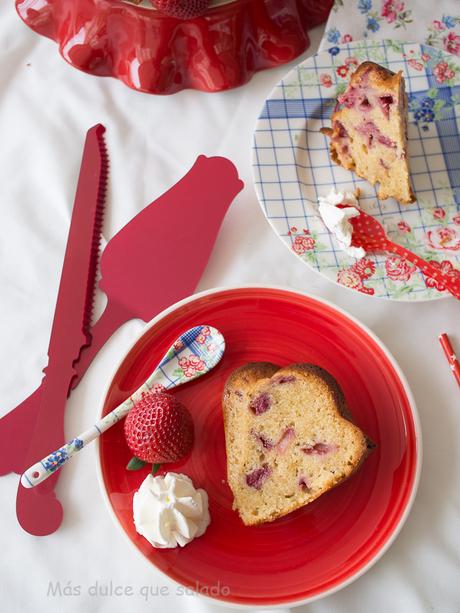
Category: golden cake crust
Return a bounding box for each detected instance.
[352,60,400,88]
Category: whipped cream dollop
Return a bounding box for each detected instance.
[317,189,366,258]
[133,472,210,549]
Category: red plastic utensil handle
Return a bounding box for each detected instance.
[439,333,460,387]
[15,125,108,536]
[385,240,460,300]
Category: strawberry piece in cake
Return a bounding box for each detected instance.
[321,61,415,205]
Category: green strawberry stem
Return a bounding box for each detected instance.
[126,456,146,471]
[126,457,162,474]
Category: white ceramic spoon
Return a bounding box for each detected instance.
[21,325,225,489]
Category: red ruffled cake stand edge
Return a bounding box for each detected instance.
[15,0,333,94]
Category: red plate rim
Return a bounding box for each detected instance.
[96,285,422,608]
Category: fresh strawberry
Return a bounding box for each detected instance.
[124,392,194,464]
[150,0,210,20]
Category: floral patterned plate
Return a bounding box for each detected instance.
[252,39,460,300]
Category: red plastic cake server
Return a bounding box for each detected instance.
[16,124,108,535]
[1,154,243,535]
[344,206,460,300]
[73,155,244,380]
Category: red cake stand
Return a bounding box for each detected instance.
[15,0,332,94]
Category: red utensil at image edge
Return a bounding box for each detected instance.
[99,287,419,606]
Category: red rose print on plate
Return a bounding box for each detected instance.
[433,61,455,84]
[337,270,373,295]
[427,227,460,252]
[292,231,315,255]
[320,74,332,87]
[337,258,376,295]
[432,207,446,221]
[408,58,423,71]
[385,256,416,281]
[352,258,376,279]
[397,221,411,234]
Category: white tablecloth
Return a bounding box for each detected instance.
[0,2,459,612]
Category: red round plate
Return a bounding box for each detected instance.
[98,287,421,607]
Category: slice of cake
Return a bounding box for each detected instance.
[321,61,415,205]
[222,362,372,526]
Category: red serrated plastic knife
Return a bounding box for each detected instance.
[16,124,108,536]
[0,155,243,480]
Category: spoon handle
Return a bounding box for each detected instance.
[386,240,460,300]
[20,396,135,488]
[20,362,167,488]
[21,362,169,488]
[22,367,182,488]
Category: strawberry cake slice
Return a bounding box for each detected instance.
[321,61,415,205]
[222,363,372,526]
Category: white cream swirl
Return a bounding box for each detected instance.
[318,189,366,259]
[133,472,210,549]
